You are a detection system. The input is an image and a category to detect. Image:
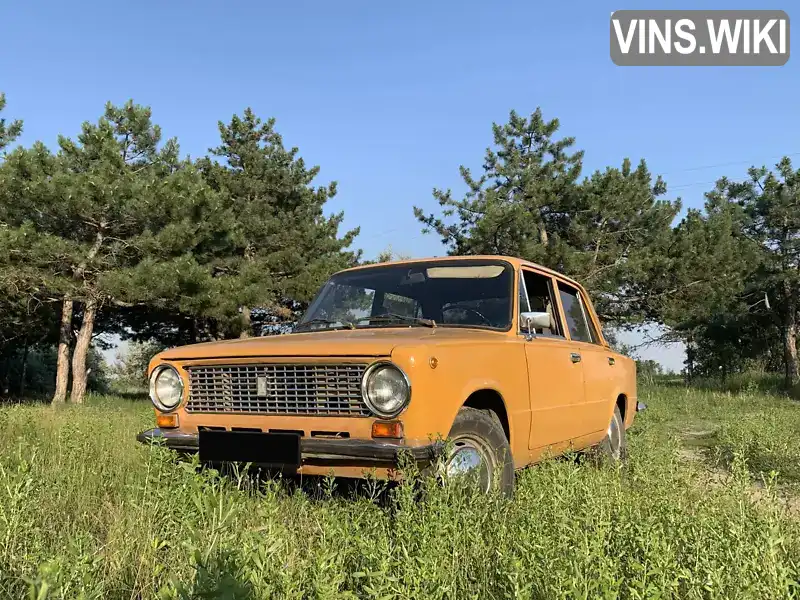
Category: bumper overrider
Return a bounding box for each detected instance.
[137,427,442,468]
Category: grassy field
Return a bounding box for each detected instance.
[0,382,798,599]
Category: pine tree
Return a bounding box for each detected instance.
[196,109,360,338]
[0,93,37,395]
[731,158,800,387]
[0,93,22,153]
[646,187,760,379]
[0,95,74,398]
[564,158,679,322]
[415,108,679,324]
[106,109,361,345]
[415,108,584,260]
[0,101,201,403]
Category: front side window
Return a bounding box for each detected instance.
[557,283,593,343]
[296,260,514,332]
[518,273,530,315]
[520,270,563,337]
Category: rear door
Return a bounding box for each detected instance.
[520,268,587,451]
[555,281,617,437]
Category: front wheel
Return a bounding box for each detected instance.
[440,407,514,496]
[595,405,627,463]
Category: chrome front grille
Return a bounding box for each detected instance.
[185,363,370,417]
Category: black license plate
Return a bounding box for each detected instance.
[198,430,301,467]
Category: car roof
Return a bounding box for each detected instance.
[337,255,585,290]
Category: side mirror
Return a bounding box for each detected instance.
[520,311,552,332]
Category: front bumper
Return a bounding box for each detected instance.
[136,428,440,467]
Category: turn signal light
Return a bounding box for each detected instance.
[156,413,179,429]
[372,420,403,439]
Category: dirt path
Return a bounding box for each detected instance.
[676,423,800,518]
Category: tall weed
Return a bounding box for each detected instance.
[0,388,797,599]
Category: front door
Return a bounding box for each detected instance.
[519,269,586,452]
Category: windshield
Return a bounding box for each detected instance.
[296,260,514,332]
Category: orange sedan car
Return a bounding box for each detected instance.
[138,256,639,494]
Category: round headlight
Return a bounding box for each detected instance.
[149,365,184,412]
[362,362,411,418]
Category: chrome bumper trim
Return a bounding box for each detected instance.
[136,428,440,465]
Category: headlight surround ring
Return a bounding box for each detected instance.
[149,365,184,412]
[361,361,411,419]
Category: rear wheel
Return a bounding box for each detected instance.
[441,407,514,495]
[595,405,627,463]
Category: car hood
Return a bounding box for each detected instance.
[157,327,508,360]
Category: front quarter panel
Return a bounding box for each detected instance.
[390,337,531,466]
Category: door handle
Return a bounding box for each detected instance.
[608,357,615,366]
[570,353,581,363]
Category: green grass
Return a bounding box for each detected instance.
[0,384,798,599]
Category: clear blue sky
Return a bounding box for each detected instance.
[2,0,797,370]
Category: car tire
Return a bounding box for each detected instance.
[441,406,514,496]
[595,405,627,463]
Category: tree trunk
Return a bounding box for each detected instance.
[539,226,548,246]
[19,335,29,398]
[782,282,798,389]
[52,296,74,404]
[1,359,8,397]
[239,306,252,338]
[210,318,221,341]
[685,332,695,384]
[783,319,798,389]
[58,223,104,403]
[70,299,97,404]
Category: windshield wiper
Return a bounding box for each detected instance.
[295,318,355,331]
[354,313,437,328]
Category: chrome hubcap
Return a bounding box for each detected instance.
[443,437,492,491]
[446,446,482,476]
[607,415,621,459]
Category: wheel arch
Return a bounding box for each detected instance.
[462,388,511,446]
[616,392,628,426]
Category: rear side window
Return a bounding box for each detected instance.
[557,283,593,343]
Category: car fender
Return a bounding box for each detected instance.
[391,342,530,453]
